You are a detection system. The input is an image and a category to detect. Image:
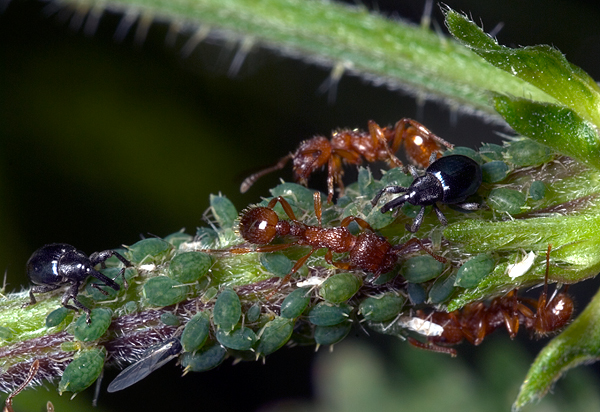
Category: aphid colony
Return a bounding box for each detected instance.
[16,119,569,398]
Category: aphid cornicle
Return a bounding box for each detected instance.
[372,154,482,233]
[241,118,453,202]
[24,243,132,323]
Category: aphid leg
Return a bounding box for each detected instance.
[407,337,457,357]
[393,238,446,264]
[240,153,293,193]
[4,359,40,412]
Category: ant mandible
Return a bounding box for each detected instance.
[229,191,446,288]
[240,119,454,203]
[409,244,574,356]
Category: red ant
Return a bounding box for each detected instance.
[240,119,454,202]
[229,191,446,288]
[409,245,574,356]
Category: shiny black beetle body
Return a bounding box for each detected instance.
[372,155,482,232]
[25,243,131,322]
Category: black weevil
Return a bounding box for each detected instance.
[24,243,132,323]
[372,155,482,233]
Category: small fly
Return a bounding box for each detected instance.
[107,338,182,393]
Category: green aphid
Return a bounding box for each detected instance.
[455,254,495,288]
[60,341,82,352]
[529,180,546,200]
[181,312,210,353]
[246,303,262,323]
[46,307,69,328]
[123,301,137,314]
[380,168,413,187]
[143,277,189,307]
[319,273,362,304]
[444,146,483,164]
[407,282,427,305]
[163,230,193,248]
[255,317,293,356]
[260,253,293,277]
[280,287,311,319]
[357,167,384,198]
[308,302,352,326]
[507,139,552,167]
[210,194,238,229]
[160,312,181,327]
[86,267,137,301]
[58,348,105,394]
[73,308,113,342]
[181,342,227,373]
[201,287,218,303]
[401,255,444,283]
[216,326,257,351]
[213,288,241,332]
[479,143,505,161]
[429,273,457,304]
[359,293,405,322]
[314,321,352,346]
[370,269,398,285]
[195,227,219,248]
[127,238,173,265]
[481,161,509,183]
[488,187,526,214]
[269,182,316,211]
[0,326,12,340]
[168,252,212,283]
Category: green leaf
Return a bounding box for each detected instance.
[494,95,600,170]
[445,9,600,127]
[514,286,600,411]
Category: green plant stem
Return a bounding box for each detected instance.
[57,0,555,118]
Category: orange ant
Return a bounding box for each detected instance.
[409,245,574,356]
[240,119,454,202]
[228,191,446,289]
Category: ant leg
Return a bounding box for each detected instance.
[368,120,403,168]
[325,249,352,270]
[4,359,40,412]
[407,337,457,357]
[266,196,298,221]
[240,153,293,193]
[268,248,318,298]
[371,185,409,207]
[407,206,426,232]
[432,204,448,226]
[393,238,446,264]
[313,192,322,226]
[340,216,373,232]
[326,155,344,203]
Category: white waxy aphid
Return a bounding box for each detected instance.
[139,263,157,271]
[107,338,182,393]
[506,251,537,279]
[296,277,325,287]
[397,316,444,337]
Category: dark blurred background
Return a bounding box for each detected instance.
[1,0,600,410]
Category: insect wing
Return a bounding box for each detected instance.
[107,338,182,393]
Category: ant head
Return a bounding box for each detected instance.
[239,207,280,244]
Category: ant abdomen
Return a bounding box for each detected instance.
[533,292,574,335]
[238,207,281,244]
[350,232,396,275]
